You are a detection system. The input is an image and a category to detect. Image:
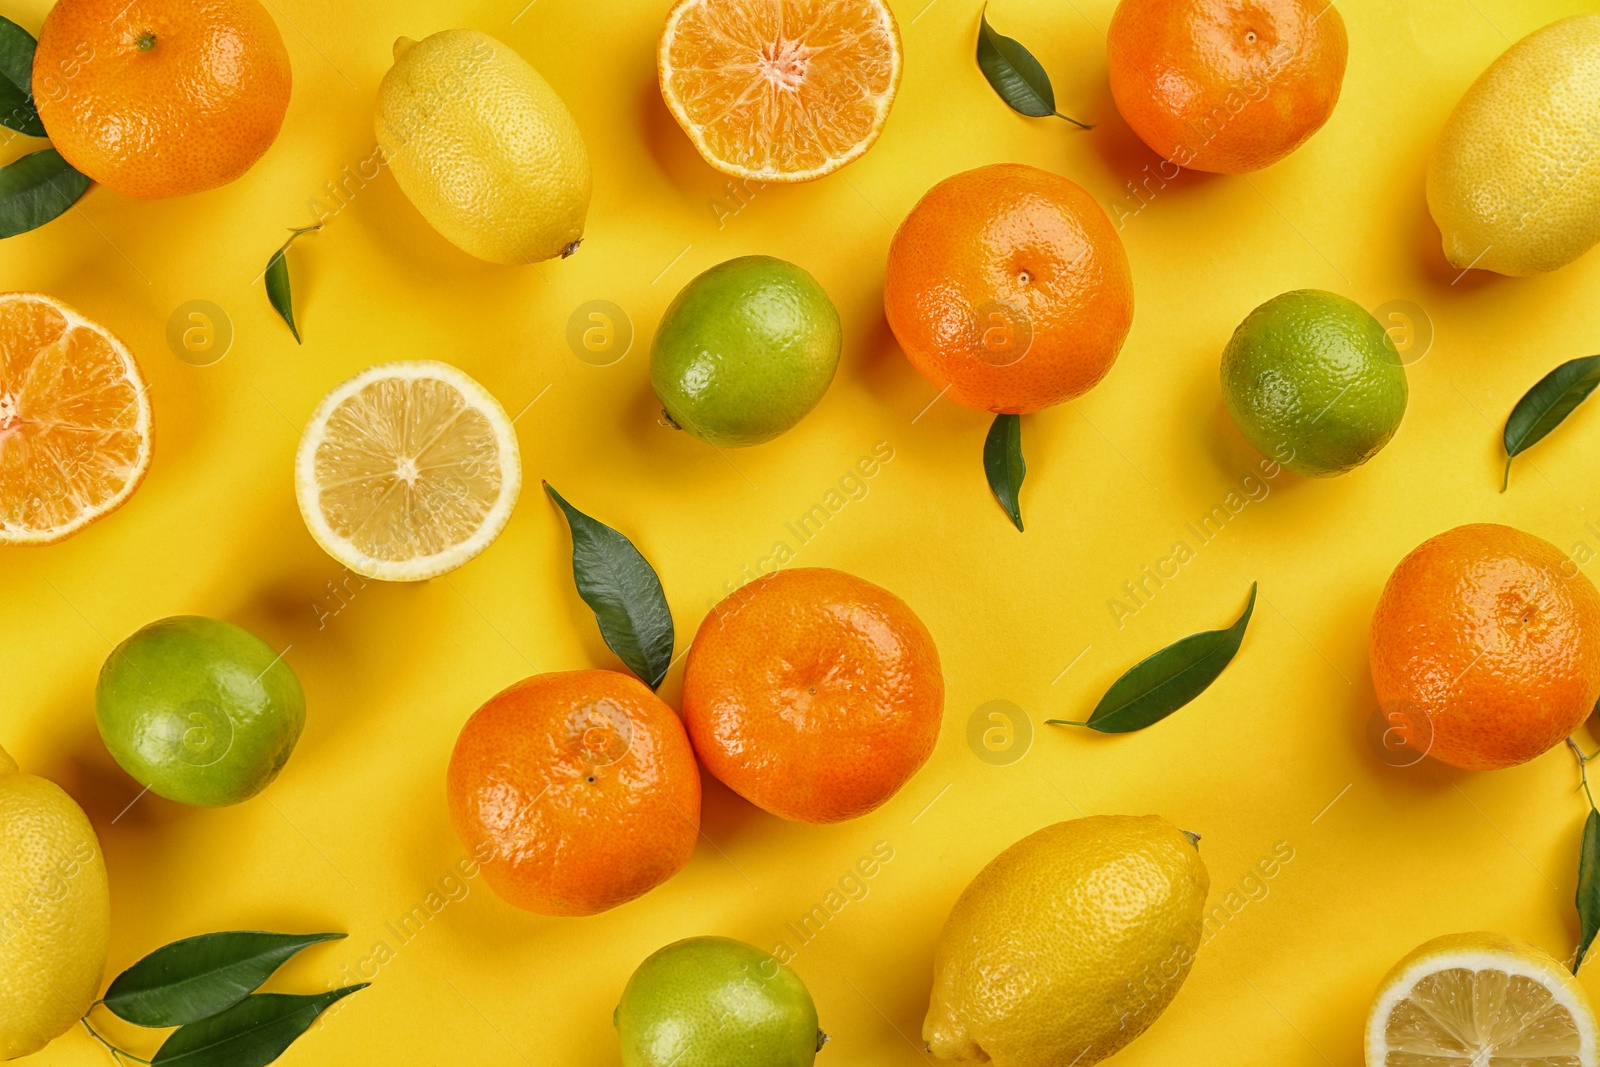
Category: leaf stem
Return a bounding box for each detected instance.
[1569,737,1599,812]
[1053,112,1093,130]
[1044,719,1089,727]
[275,222,323,257]
[1501,456,1512,493]
[80,1018,151,1066]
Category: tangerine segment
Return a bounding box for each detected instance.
[682,568,943,823]
[1369,523,1600,771]
[446,671,702,917]
[659,0,903,182]
[0,293,151,545]
[294,361,521,582]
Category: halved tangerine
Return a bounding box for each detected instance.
[0,293,152,545]
[658,0,903,183]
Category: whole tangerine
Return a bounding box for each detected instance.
[1107,0,1347,174]
[1369,524,1600,771]
[33,0,292,199]
[446,670,701,916]
[682,568,943,823]
[884,164,1133,415]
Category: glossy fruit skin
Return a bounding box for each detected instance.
[1107,0,1347,174]
[615,936,822,1067]
[446,670,700,916]
[651,256,842,447]
[884,164,1133,414]
[33,0,291,199]
[375,30,592,264]
[924,816,1209,1067]
[1220,289,1407,477]
[96,616,305,807]
[1369,524,1600,771]
[0,747,111,1059]
[682,567,942,823]
[1427,16,1600,276]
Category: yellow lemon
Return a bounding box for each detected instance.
[375,30,592,265]
[1366,931,1598,1065]
[0,746,111,1060]
[923,815,1209,1067]
[1426,15,1600,276]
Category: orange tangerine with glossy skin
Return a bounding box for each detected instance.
[1107,0,1348,174]
[884,164,1134,415]
[682,568,943,823]
[1369,524,1600,771]
[33,0,292,199]
[446,670,701,917]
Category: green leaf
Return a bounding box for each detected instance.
[0,16,43,138]
[0,148,90,239]
[104,932,346,1027]
[152,986,367,1067]
[1050,583,1257,733]
[1502,354,1600,491]
[976,7,1090,128]
[545,483,675,689]
[264,226,320,344]
[1578,808,1600,974]
[984,413,1025,531]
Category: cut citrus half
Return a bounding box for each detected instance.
[1366,932,1599,1067]
[0,292,151,545]
[294,361,522,582]
[658,0,903,183]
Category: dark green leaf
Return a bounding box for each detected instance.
[104,932,346,1027]
[545,483,675,689]
[1578,809,1600,974]
[984,413,1025,531]
[0,16,43,138]
[0,149,90,239]
[976,8,1089,128]
[1050,583,1257,733]
[264,226,319,344]
[152,986,366,1067]
[1502,355,1600,491]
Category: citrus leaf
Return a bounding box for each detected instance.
[0,148,90,239]
[1050,583,1257,733]
[1502,354,1600,491]
[976,8,1089,128]
[984,413,1025,531]
[545,483,675,689]
[264,226,320,344]
[1577,808,1600,974]
[104,932,346,1027]
[0,16,43,137]
[151,985,367,1067]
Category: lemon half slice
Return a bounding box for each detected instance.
[1366,932,1598,1067]
[295,361,521,582]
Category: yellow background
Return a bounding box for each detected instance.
[7,0,1600,1063]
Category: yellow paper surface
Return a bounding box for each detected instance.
[7,0,1600,1064]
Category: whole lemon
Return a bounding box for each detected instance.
[1427,15,1600,276]
[0,746,111,1059]
[923,816,1209,1067]
[375,30,592,264]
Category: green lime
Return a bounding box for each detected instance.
[95,616,306,808]
[1220,289,1408,477]
[650,256,842,447]
[614,936,824,1067]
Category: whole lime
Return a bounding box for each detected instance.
[651,256,842,447]
[96,616,306,808]
[1220,289,1407,477]
[614,936,824,1067]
